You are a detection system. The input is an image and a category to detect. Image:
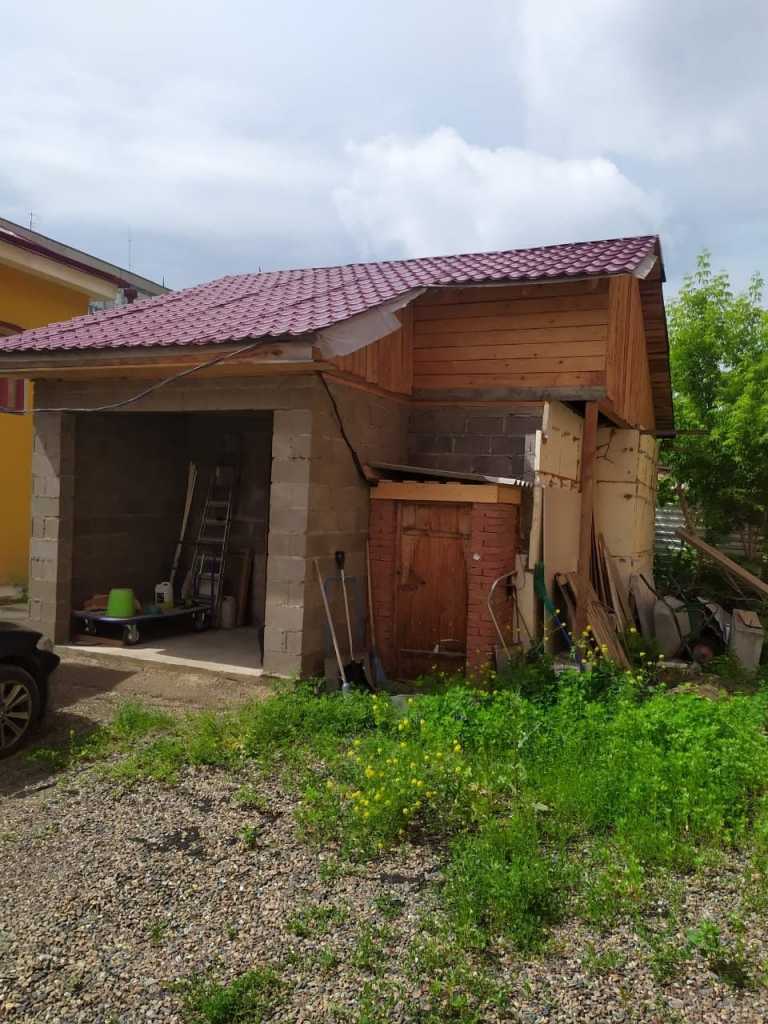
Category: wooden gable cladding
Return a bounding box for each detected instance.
[638,275,674,432]
[603,276,656,432]
[411,279,609,393]
[325,305,414,395]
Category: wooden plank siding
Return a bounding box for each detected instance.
[604,276,655,431]
[319,273,669,432]
[326,305,414,395]
[411,280,609,393]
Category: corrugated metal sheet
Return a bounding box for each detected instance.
[656,505,755,559]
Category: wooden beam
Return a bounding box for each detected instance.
[677,529,768,599]
[412,385,606,402]
[575,400,599,635]
[371,481,521,505]
[0,340,315,376]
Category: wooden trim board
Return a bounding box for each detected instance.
[371,481,521,505]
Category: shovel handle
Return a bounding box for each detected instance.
[314,558,347,688]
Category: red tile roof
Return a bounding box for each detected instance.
[0,235,659,353]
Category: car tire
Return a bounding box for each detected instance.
[0,665,41,759]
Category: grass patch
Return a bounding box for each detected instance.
[52,669,768,959]
[286,901,348,938]
[178,967,284,1024]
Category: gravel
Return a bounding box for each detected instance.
[2,754,768,1021]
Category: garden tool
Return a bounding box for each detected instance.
[335,551,373,691]
[366,541,387,686]
[314,558,349,693]
[534,561,583,668]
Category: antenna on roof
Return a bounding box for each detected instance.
[28,211,36,231]
[128,232,133,271]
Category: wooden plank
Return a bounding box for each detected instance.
[565,572,630,667]
[677,529,768,598]
[599,534,630,630]
[415,319,609,338]
[588,600,631,667]
[575,401,599,635]
[414,301,609,322]
[413,371,605,389]
[414,328,607,349]
[396,501,470,679]
[605,276,655,431]
[371,481,521,504]
[415,356,605,376]
[414,340,607,361]
[414,279,608,306]
[412,385,607,401]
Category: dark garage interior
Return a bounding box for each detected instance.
[69,410,273,667]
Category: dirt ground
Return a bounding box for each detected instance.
[1,648,276,797]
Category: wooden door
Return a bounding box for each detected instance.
[395,502,471,679]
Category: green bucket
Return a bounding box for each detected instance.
[106,588,136,619]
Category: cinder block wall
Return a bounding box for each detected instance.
[70,413,190,610]
[407,404,541,479]
[277,381,409,677]
[31,375,323,660]
[29,411,75,640]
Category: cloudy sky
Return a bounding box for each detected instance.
[2,1,767,294]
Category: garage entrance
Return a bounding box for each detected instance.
[67,410,272,671]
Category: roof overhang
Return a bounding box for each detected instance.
[0,216,167,296]
[0,238,120,301]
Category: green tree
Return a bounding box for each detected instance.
[663,252,768,562]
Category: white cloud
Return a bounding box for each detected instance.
[2,0,767,288]
[516,0,768,162]
[333,128,661,259]
[0,59,339,243]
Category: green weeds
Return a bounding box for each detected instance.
[286,902,348,939]
[38,669,768,964]
[178,967,284,1024]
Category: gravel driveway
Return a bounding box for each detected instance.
[2,659,768,1023]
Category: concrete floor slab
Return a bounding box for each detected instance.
[58,626,264,678]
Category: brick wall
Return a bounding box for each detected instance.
[407,405,541,479]
[466,503,519,673]
[367,498,519,679]
[368,499,398,675]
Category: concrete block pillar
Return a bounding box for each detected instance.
[28,412,75,642]
[262,408,313,677]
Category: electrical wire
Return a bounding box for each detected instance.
[318,372,368,483]
[0,341,263,415]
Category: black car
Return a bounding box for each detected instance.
[0,623,60,758]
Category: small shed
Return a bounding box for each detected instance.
[368,465,525,678]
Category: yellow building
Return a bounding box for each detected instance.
[0,217,165,586]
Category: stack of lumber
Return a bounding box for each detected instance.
[556,520,632,668]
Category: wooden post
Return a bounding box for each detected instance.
[575,401,598,637]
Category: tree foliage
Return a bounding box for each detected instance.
[664,252,768,561]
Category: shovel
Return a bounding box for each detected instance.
[335,550,373,692]
[314,558,350,693]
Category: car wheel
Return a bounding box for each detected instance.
[0,665,41,759]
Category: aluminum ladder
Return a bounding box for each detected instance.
[190,465,235,623]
